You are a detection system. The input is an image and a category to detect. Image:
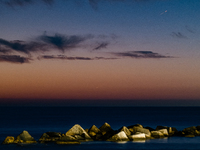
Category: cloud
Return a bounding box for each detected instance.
[93,42,109,50]
[170,32,188,39]
[38,55,117,60]
[39,33,94,52]
[111,51,174,59]
[185,25,196,34]
[0,0,54,7]
[0,54,30,63]
[0,38,46,54]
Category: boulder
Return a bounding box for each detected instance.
[88,125,102,140]
[39,132,62,143]
[99,122,115,140]
[182,126,200,137]
[157,129,168,137]
[156,126,178,136]
[151,131,165,138]
[14,130,37,144]
[129,132,146,141]
[118,126,131,136]
[196,125,200,131]
[107,131,129,142]
[2,136,15,144]
[130,127,151,138]
[99,122,114,135]
[65,124,92,141]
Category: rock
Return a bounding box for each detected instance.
[196,125,200,131]
[107,131,129,142]
[55,135,80,144]
[156,126,178,136]
[14,130,37,144]
[129,133,146,141]
[88,125,102,140]
[39,132,62,143]
[118,126,131,136]
[2,136,15,144]
[130,126,151,138]
[151,131,165,138]
[157,129,168,137]
[99,122,114,135]
[66,124,92,141]
[182,126,198,137]
[58,135,77,141]
[144,126,155,132]
[99,122,115,140]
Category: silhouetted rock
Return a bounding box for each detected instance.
[65,124,92,141]
[2,136,15,144]
[182,126,200,137]
[107,131,129,142]
[144,126,155,132]
[39,132,62,143]
[88,125,102,140]
[99,122,115,140]
[14,130,37,144]
[128,124,143,129]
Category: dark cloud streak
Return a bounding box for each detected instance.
[112,51,174,59]
[171,32,188,39]
[38,55,117,60]
[39,34,94,52]
[0,54,30,63]
[0,38,46,54]
[93,42,109,50]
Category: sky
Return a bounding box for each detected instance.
[0,0,200,106]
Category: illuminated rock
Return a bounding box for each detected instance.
[14,130,37,144]
[2,136,15,144]
[65,124,92,141]
[107,131,129,141]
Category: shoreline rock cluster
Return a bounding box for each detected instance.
[2,123,200,145]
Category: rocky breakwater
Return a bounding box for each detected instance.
[2,123,200,145]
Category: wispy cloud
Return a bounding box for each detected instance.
[38,55,117,60]
[0,38,46,54]
[0,54,30,63]
[185,25,196,34]
[111,51,174,59]
[170,32,188,39]
[93,42,109,50]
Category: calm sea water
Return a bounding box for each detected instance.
[0,106,200,150]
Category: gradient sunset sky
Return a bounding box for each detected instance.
[0,0,200,106]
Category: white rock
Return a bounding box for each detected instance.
[158,129,168,136]
[108,131,129,141]
[129,133,146,141]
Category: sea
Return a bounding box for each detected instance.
[0,106,200,150]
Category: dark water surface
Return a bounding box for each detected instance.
[0,106,200,149]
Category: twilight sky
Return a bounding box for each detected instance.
[0,0,200,106]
